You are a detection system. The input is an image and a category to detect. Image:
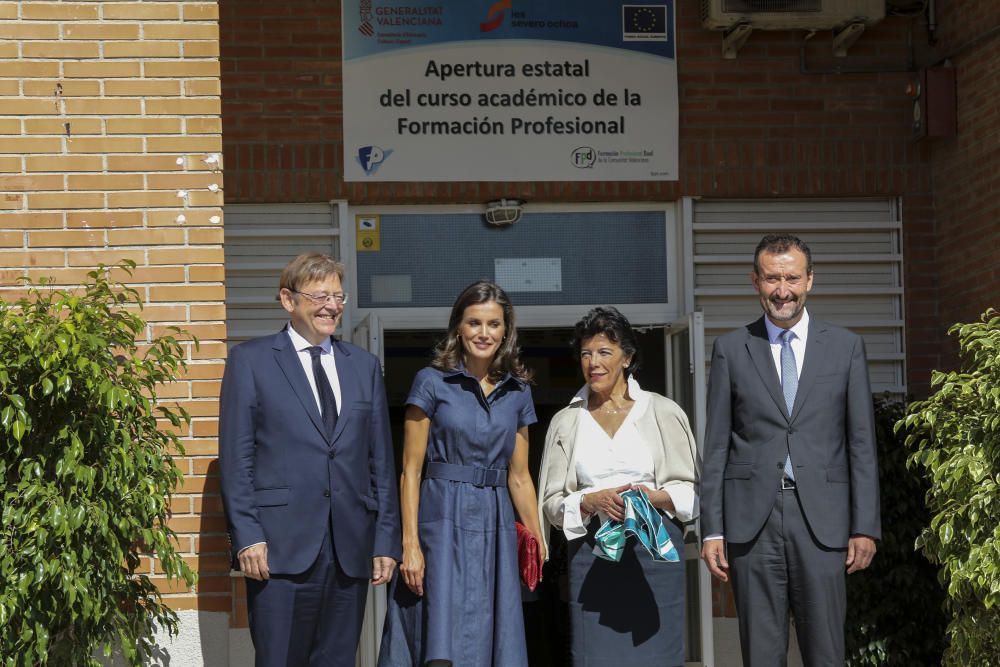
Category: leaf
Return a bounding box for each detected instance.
[54,333,69,354]
[11,419,26,442]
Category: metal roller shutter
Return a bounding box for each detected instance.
[223,203,340,344]
[691,199,905,393]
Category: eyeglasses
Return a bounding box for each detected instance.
[293,290,349,306]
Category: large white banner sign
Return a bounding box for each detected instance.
[342,1,678,181]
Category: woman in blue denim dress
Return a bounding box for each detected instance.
[378,281,546,666]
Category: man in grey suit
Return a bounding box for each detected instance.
[700,234,880,666]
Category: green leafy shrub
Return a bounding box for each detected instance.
[900,308,1000,665]
[845,396,946,666]
[0,264,196,666]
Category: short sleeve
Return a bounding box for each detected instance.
[517,385,537,429]
[405,367,439,419]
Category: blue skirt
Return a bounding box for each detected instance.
[567,515,686,666]
[377,480,527,666]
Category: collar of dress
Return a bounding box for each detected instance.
[569,375,648,408]
[442,362,525,390]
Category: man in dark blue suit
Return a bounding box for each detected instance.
[220,252,401,666]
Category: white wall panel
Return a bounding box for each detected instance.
[690,199,905,393]
[223,203,339,344]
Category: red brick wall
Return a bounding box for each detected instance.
[924,1,1000,360]
[220,3,929,200]
[219,3,940,378]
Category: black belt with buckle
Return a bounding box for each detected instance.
[781,477,797,491]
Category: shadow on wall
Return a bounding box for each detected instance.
[108,460,234,665]
[197,457,247,665]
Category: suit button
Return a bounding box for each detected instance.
[323,490,330,498]
[328,451,334,459]
[776,462,784,469]
[788,428,795,434]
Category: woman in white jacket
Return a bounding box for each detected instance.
[538,306,700,666]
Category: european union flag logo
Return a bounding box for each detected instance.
[623,5,667,40]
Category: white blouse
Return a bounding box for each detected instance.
[559,377,696,538]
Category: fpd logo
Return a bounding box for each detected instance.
[480,0,511,32]
[571,146,596,169]
[356,146,392,175]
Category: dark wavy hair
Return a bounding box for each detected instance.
[431,281,532,383]
[570,306,641,379]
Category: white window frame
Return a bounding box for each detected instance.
[340,202,683,331]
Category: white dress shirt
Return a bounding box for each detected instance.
[286,323,342,418]
[559,377,697,538]
[764,308,809,381]
[704,309,810,543]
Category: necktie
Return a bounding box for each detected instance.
[779,330,797,480]
[308,346,338,439]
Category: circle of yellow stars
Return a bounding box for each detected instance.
[631,7,658,32]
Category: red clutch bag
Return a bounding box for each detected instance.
[515,521,540,592]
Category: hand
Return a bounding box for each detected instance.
[701,539,729,583]
[238,543,269,581]
[580,484,629,522]
[400,544,425,596]
[533,528,547,582]
[630,484,676,514]
[371,556,396,586]
[846,535,877,574]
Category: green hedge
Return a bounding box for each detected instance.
[845,396,946,666]
[901,309,1000,665]
[0,264,195,665]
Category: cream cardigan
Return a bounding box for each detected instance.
[537,387,701,551]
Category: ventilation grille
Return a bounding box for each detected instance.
[689,198,906,394]
[223,203,339,344]
[723,0,821,11]
[702,0,885,29]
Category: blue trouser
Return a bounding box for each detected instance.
[246,529,369,667]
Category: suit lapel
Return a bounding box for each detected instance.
[330,339,357,446]
[745,317,790,420]
[272,328,326,439]
[789,318,826,422]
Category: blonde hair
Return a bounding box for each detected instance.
[278,253,345,295]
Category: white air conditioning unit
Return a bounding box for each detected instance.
[702,0,885,31]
